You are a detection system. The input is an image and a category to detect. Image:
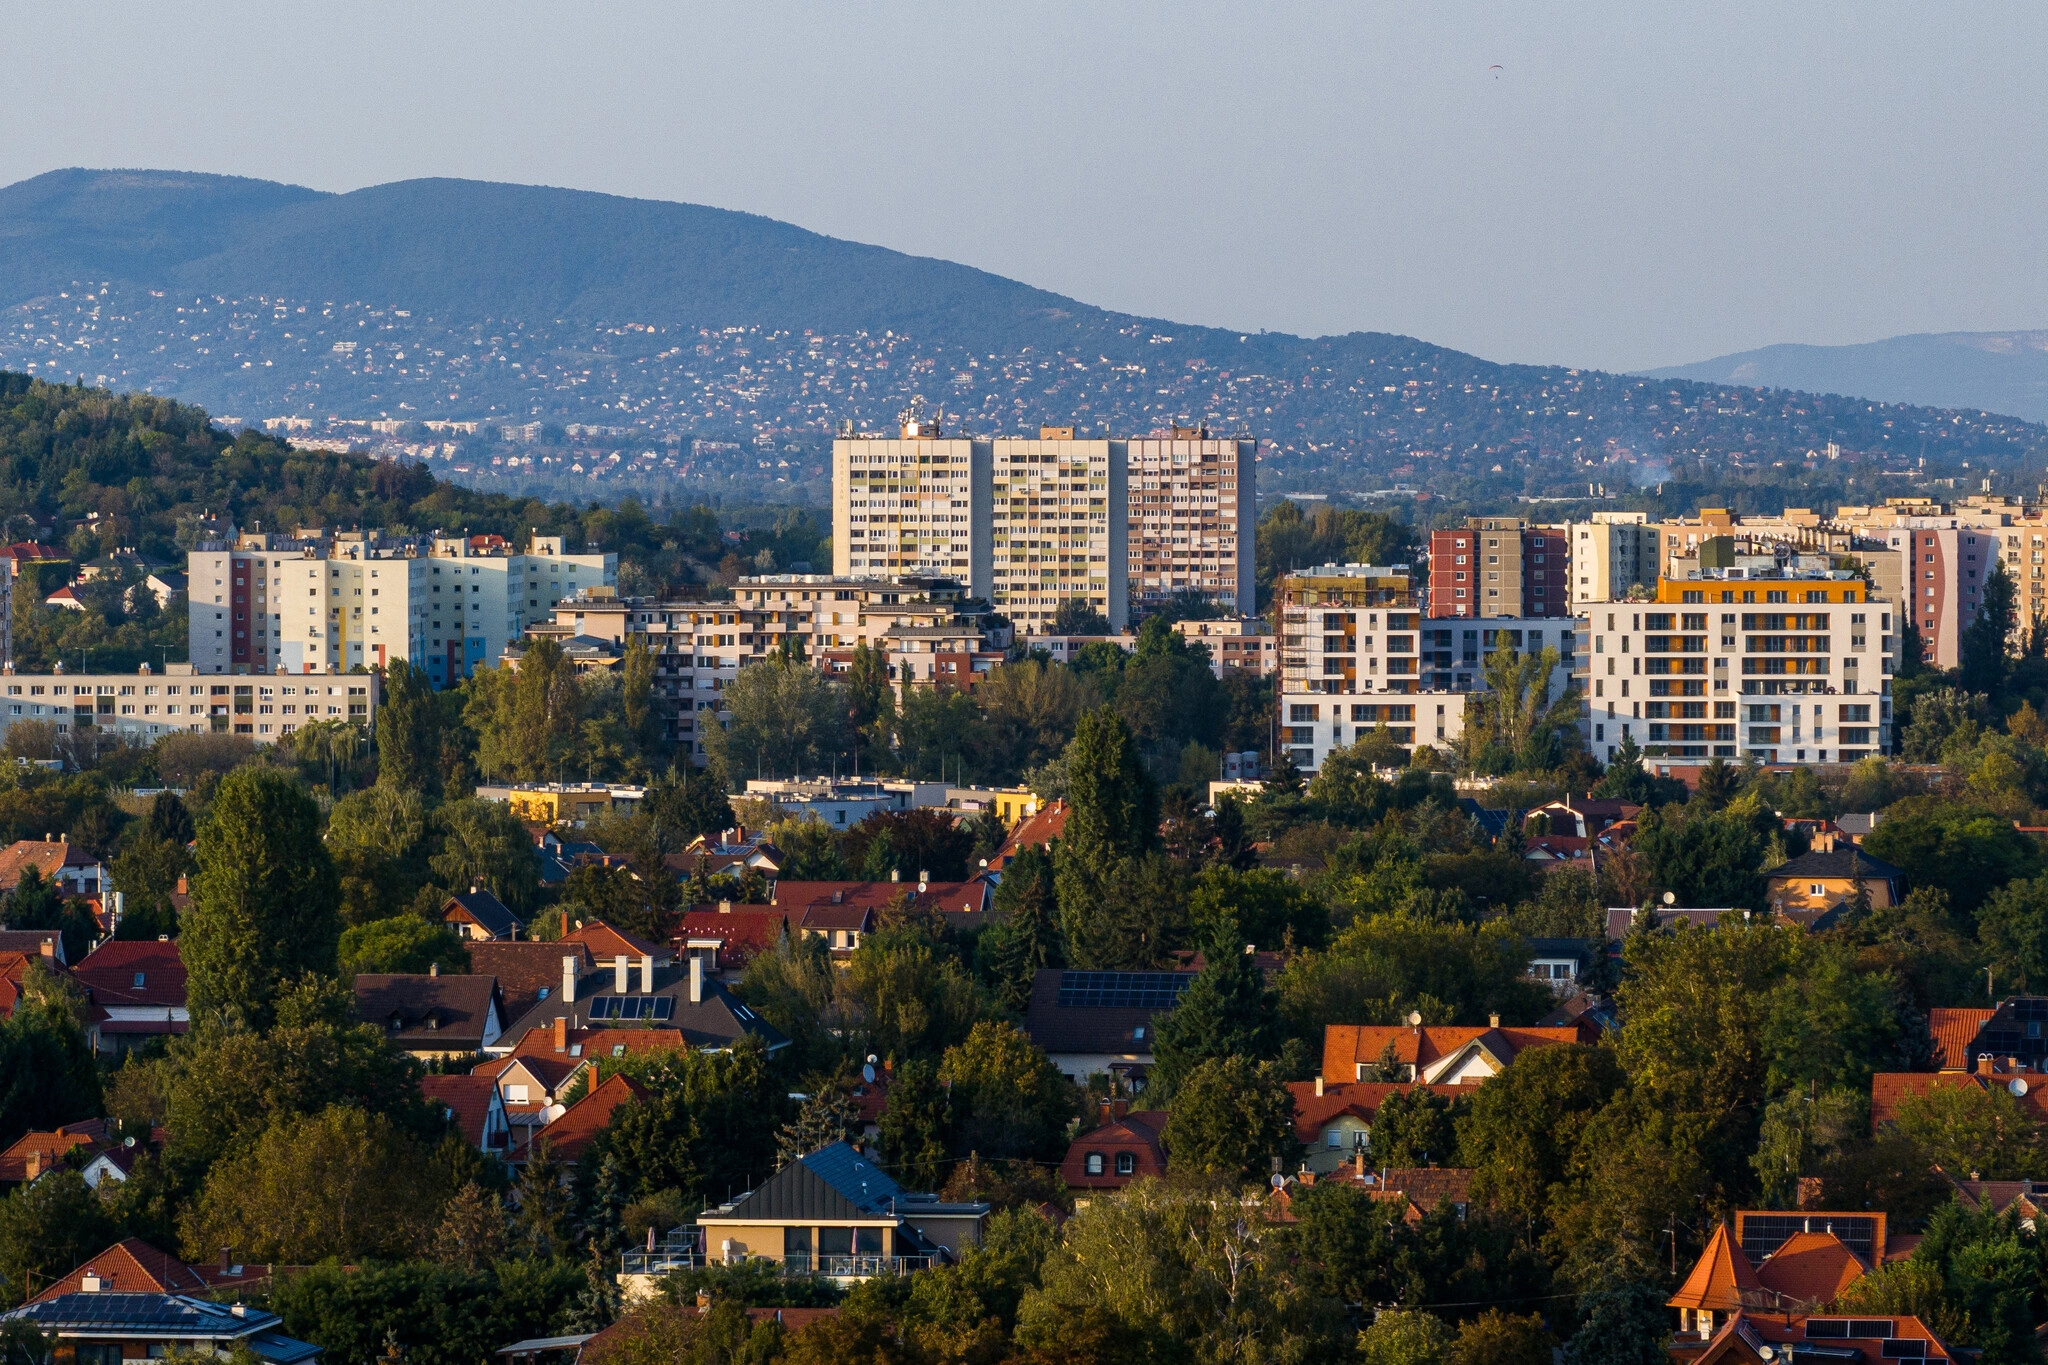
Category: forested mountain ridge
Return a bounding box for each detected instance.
[3,169,2042,510]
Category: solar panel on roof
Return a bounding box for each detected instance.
[1739,1213,1880,1266]
[1056,971,1195,1010]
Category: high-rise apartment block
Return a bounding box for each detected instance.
[832,409,995,598]
[992,430,1128,634]
[1125,428,1254,616]
[1569,513,1661,605]
[189,528,614,681]
[1427,519,1569,618]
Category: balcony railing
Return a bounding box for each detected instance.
[621,1249,706,1276]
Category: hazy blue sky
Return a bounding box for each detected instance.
[7,2,2043,371]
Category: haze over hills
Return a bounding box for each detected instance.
[2,167,2042,511]
[1645,331,2048,425]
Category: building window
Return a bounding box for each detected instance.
[1085,1153,1104,1176]
[1115,1152,1136,1176]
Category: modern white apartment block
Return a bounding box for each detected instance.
[1577,562,1897,766]
[1125,428,1254,616]
[1274,562,1581,772]
[0,663,377,744]
[189,528,613,683]
[832,408,995,599]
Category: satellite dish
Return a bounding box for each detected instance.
[867,1054,878,1065]
[2013,1078,2030,1097]
[1270,1173,1286,1189]
[123,1136,136,1149]
[1406,1010,1423,1027]
[862,1063,876,1084]
[1663,891,1677,905]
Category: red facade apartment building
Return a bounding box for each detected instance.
[1428,519,1570,619]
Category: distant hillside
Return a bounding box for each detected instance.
[2,168,2043,510]
[1644,331,2048,424]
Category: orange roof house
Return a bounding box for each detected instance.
[559,921,671,967]
[0,837,101,895]
[1671,1212,1892,1344]
[1286,1079,1462,1173]
[0,1119,108,1184]
[1321,1021,1592,1087]
[531,1073,648,1162]
[1751,1230,1867,1308]
[420,1074,513,1155]
[1929,1008,1998,1071]
[1689,1312,1955,1363]
[987,799,1067,871]
[29,1238,270,1303]
[1060,1110,1167,1195]
[1669,1223,1766,1341]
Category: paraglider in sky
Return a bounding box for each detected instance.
[1489,64,1504,78]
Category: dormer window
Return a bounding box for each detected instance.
[388,1013,404,1031]
[132,972,145,988]
[1085,1153,1104,1176]
[1115,1153,1135,1176]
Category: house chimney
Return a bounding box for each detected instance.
[561,955,578,1005]
[640,954,654,994]
[429,962,439,978]
[1314,1076,1324,1097]
[553,1015,568,1054]
[614,955,629,994]
[38,938,53,959]
[689,955,703,1004]
[1979,1055,1995,1077]
[718,900,731,914]
[1489,1012,1500,1028]
[220,1246,232,1274]
[23,1151,39,1179]
[890,868,900,883]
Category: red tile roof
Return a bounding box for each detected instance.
[512,1025,688,1062]
[1928,1008,1997,1071]
[1321,1023,1591,1085]
[1060,1111,1167,1190]
[534,1073,647,1161]
[0,840,94,892]
[466,941,595,1021]
[1377,1167,1476,1218]
[0,1119,108,1182]
[73,939,186,1009]
[421,1074,505,1151]
[1865,1071,2048,1129]
[675,910,793,970]
[1285,1081,1459,1144]
[29,1238,269,1303]
[1668,1223,1762,1313]
[988,800,1067,871]
[1694,1312,1955,1363]
[560,922,667,963]
[1752,1230,1868,1307]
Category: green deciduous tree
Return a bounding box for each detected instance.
[1459,1044,1626,1224]
[0,1170,116,1308]
[377,659,444,798]
[430,798,543,917]
[702,656,847,781]
[937,1021,1073,1162]
[337,916,469,978]
[877,1059,952,1191]
[325,782,432,925]
[182,766,341,1031]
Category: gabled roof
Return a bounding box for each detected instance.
[0,930,64,965]
[466,941,593,1022]
[560,921,667,963]
[0,1119,107,1182]
[352,974,499,1050]
[1752,1229,1868,1306]
[1,1293,286,1340]
[1865,1071,2045,1129]
[1929,1008,1998,1070]
[29,1239,267,1303]
[1021,968,1197,1057]
[1668,1223,1762,1313]
[675,910,793,969]
[0,840,95,891]
[1379,1167,1475,1214]
[799,903,874,933]
[988,799,1067,871]
[421,1074,506,1150]
[444,888,522,940]
[512,1026,689,1062]
[1692,1312,1955,1364]
[74,939,186,1008]
[759,879,993,925]
[706,1142,906,1222]
[1285,1081,1460,1143]
[1320,1023,1590,1084]
[535,1073,647,1161]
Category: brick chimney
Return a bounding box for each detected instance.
[1979,1055,1996,1077]
[553,1015,568,1054]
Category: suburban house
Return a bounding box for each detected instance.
[468,941,595,1022]
[0,929,65,966]
[1059,1106,1166,1197]
[696,1142,989,1281]
[353,971,504,1059]
[443,887,524,942]
[1374,1168,1476,1222]
[513,1019,689,1064]
[72,938,188,1053]
[0,836,103,895]
[1670,1214,1904,1347]
[473,1053,585,1149]
[1527,796,1640,840]
[1321,1020,1592,1087]
[1764,848,1906,924]
[491,953,787,1057]
[1601,907,1737,940]
[1523,937,1595,992]
[986,798,1067,872]
[676,907,796,979]
[81,1143,154,1189]
[1021,968,1199,1088]
[765,878,995,936]
[0,1119,107,1185]
[799,902,874,958]
[1678,1313,1954,1364]
[27,1239,269,1300]
[0,1290,322,1364]
[1871,1066,2048,1131]
[559,921,672,968]
[1925,997,2048,1072]
[533,1074,649,1161]
[420,1074,514,1155]
[1286,1079,1461,1174]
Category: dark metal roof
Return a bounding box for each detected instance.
[352,974,499,1049]
[711,1142,904,1222]
[1022,969,1194,1056]
[3,1293,281,1337]
[1767,849,1906,882]
[496,965,788,1054]
[445,889,522,939]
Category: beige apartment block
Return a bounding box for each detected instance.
[832,411,994,599]
[991,430,1129,635]
[1125,430,1255,617]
